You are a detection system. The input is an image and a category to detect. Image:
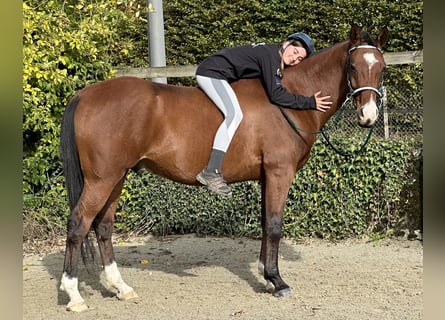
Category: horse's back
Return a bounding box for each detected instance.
[70,76,307,184]
[71,77,237,181]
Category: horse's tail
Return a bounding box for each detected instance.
[60,95,83,210]
[60,95,96,268]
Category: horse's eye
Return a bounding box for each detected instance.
[350,64,357,72]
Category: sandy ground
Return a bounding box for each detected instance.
[23,234,422,320]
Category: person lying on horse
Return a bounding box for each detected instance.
[195,32,333,196]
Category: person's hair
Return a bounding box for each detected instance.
[289,40,304,48]
[277,40,306,78]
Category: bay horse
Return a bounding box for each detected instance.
[59,24,388,311]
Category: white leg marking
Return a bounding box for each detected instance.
[257,261,276,293]
[258,261,265,276]
[265,280,276,293]
[60,272,86,310]
[104,261,135,299]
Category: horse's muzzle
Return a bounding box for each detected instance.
[357,104,379,128]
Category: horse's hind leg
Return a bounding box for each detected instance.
[92,177,137,301]
[60,211,95,310]
[60,176,124,311]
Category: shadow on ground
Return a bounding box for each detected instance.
[41,235,302,307]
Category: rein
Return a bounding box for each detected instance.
[279,45,385,158]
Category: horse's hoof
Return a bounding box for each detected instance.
[118,290,138,301]
[66,302,89,312]
[273,287,294,298]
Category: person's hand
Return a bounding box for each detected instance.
[314,91,332,112]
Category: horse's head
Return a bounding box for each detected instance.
[347,24,389,128]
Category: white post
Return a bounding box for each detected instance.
[147,0,167,83]
[382,86,389,139]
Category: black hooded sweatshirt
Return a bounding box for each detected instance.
[195,43,316,110]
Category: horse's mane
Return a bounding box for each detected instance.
[287,39,349,73]
[310,41,347,57]
[308,30,374,58]
[279,39,350,98]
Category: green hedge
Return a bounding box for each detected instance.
[111,136,422,239]
[24,136,421,240]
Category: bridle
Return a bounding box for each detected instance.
[278,44,386,157]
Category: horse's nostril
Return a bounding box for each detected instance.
[359,118,373,128]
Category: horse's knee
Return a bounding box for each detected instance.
[265,215,283,240]
[66,213,88,245]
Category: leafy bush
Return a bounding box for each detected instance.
[23,0,146,193]
[284,137,422,239]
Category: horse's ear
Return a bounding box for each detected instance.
[376,26,389,50]
[349,23,362,46]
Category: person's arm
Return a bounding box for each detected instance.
[258,53,316,110]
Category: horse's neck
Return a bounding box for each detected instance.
[282,41,350,129]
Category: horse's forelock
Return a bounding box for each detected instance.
[360,31,376,46]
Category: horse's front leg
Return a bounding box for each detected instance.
[258,171,294,297]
